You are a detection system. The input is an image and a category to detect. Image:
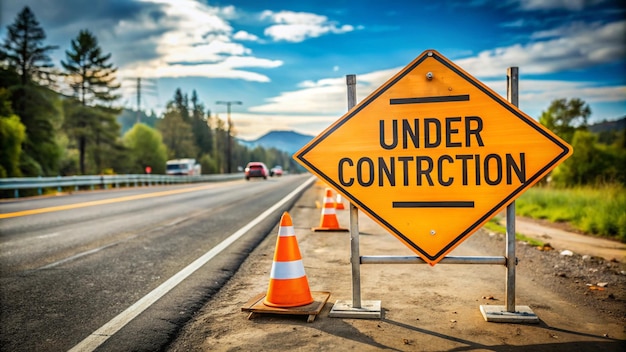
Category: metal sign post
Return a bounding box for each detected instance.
[506,67,519,313]
[330,75,382,319]
[296,51,571,322]
[479,67,538,323]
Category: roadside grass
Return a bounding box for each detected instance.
[515,184,626,243]
[483,218,545,247]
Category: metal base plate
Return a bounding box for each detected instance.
[329,299,382,319]
[480,305,539,323]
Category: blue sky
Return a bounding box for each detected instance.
[1,0,624,140]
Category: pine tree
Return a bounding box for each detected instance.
[61,30,120,105]
[0,6,61,176]
[173,88,190,124]
[61,29,121,174]
[190,90,214,157]
[0,6,58,85]
[157,100,197,159]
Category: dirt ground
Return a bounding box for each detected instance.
[167,181,626,352]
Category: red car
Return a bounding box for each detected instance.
[270,165,283,177]
[244,162,269,180]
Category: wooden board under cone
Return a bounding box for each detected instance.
[242,291,331,323]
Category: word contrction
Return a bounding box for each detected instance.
[337,116,526,189]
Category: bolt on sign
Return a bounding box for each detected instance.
[294,49,572,266]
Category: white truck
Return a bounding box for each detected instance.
[166,158,201,176]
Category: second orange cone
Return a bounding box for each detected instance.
[312,188,349,232]
[335,193,345,210]
[264,212,314,308]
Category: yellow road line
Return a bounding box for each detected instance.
[0,184,220,219]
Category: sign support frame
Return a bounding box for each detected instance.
[329,69,539,323]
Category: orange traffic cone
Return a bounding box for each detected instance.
[335,193,345,210]
[264,212,314,308]
[312,188,349,232]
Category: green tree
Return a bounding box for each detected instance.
[157,100,197,159]
[0,7,61,176]
[123,123,167,174]
[0,115,26,177]
[198,153,219,174]
[173,88,190,124]
[0,88,26,177]
[62,30,120,104]
[57,133,79,176]
[0,6,58,85]
[61,29,121,174]
[190,90,214,157]
[9,84,62,176]
[539,98,591,143]
[90,106,123,173]
[552,131,599,186]
[208,114,228,173]
[552,130,626,186]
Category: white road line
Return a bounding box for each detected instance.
[37,232,61,240]
[39,242,119,270]
[40,214,206,271]
[165,216,190,227]
[1,232,63,249]
[68,176,315,352]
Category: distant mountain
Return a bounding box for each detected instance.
[588,116,626,133]
[239,130,315,154]
[588,116,625,145]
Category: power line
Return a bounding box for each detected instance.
[123,77,158,123]
[216,101,243,174]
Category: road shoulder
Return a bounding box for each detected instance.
[168,182,626,351]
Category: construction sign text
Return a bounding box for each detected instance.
[338,116,527,190]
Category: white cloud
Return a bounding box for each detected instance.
[120,56,282,81]
[233,30,260,41]
[261,10,327,25]
[249,67,397,116]
[455,20,625,78]
[117,0,280,80]
[241,64,624,139]
[230,112,338,140]
[250,81,347,114]
[261,10,355,42]
[518,0,605,11]
[234,13,626,138]
[234,76,625,140]
[482,78,626,118]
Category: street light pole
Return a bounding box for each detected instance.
[216,100,242,174]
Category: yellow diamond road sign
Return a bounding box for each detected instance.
[294,49,573,266]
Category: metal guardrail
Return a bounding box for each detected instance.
[0,173,244,198]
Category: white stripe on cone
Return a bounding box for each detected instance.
[321,207,336,215]
[278,225,295,237]
[269,260,306,279]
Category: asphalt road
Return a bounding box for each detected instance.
[0,174,313,352]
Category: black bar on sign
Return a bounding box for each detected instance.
[393,201,475,208]
[390,94,470,105]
